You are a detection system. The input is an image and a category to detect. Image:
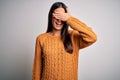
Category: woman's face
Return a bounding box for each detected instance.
[52,7,65,31]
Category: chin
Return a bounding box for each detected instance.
[54,27,63,31]
[53,25,63,31]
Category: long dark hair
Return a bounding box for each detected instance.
[46,2,73,53]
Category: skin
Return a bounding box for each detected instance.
[51,7,71,36]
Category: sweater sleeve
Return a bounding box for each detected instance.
[32,36,42,80]
[67,16,97,49]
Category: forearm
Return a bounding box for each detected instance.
[66,16,97,42]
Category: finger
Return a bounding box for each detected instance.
[53,13,60,19]
[53,13,59,18]
[52,13,55,17]
[53,13,62,17]
[54,12,63,15]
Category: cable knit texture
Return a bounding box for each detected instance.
[32,17,97,80]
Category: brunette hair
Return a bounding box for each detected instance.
[46,2,73,53]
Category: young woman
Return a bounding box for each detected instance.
[32,2,97,80]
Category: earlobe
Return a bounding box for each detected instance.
[66,8,70,13]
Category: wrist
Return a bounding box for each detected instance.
[66,14,71,21]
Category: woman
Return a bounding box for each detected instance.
[32,2,97,80]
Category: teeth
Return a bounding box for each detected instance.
[56,22,61,25]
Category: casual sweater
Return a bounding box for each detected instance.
[32,16,97,80]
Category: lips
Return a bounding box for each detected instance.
[52,20,63,30]
[56,22,62,27]
[56,22,62,25]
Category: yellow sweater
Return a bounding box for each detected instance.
[32,17,97,80]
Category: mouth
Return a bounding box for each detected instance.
[56,22,62,25]
[56,22,63,26]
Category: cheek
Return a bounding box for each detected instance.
[52,19,56,28]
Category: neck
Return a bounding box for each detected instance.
[51,29,61,36]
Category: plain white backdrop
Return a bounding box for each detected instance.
[0,0,120,80]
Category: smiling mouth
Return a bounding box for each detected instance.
[56,22,62,25]
[56,22,62,26]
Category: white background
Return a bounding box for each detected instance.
[0,0,120,80]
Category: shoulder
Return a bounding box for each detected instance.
[37,33,48,39]
[36,33,48,44]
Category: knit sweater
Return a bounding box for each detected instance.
[32,17,97,80]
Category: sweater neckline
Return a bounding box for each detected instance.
[46,32,61,39]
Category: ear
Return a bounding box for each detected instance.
[66,8,70,13]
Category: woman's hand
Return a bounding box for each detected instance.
[53,8,71,21]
